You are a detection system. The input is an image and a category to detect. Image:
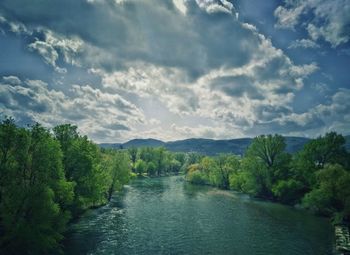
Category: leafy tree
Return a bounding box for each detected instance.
[241,135,290,198]
[0,122,74,254]
[128,147,138,172]
[0,118,132,254]
[302,164,350,221]
[211,154,240,189]
[147,161,157,176]
[239,156,270,197]
[102,151,131,201]
[246,134,286,168]
[186,164,206,185]
[272,179,304,204]
[304,132,347,168]
[65,136,106,214]
[0,117,17,205]
[135,159,147,175]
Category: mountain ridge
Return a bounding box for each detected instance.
[100,135,350,155]
[101,136,318,155]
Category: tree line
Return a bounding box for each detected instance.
[0,118,131,255]
[128,146,200,177]
[186,133,350,224]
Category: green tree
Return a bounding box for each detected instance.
[241,134,290,198]
[211,154,240,189]
[128,147,138,172]
[102,151,131,201]
[147,161,157,176]
[135,159,147,175]
[65,136,105,214]
[302,164,350,221]
[0,122,74,254]
[292,132,348,188]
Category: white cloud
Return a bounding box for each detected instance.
[274,3,305,29]
[0,76,145,142]
[288,39,320,49]
[275,0,350,47]
[173,0,187,15]
[195,0,236,15]
[92,28,318,137]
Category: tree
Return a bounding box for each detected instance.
[102,151,131,201]
[0,123,74,254]
[0,118,17,205]
[147,161,157,176]
[239,156,270,197]
[291,132,348,189]
[303,132,347,169]
[211,154,240,189]
[186,164,206,185]
[65,136,106,214]
[128,147,138,172]
[246,134,286,168]
[53,124,79,169]
[0,119,132,254]
[242,135,290,198]
[135,159,147,175]
[302,164,350,221]
[155,147,166,176]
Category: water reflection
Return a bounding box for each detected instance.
[65,176,334,255]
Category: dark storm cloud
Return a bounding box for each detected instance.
[0,0,255,77]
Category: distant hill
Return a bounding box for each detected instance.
[99,136,313,155]
[123,138,165,148]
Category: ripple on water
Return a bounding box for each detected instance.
[65,176,334,255]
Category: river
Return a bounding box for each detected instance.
[64,176,334,255]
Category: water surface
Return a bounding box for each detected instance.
[64,176,334,255]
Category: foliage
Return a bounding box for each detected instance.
[135,159,147,175]
[185,132,350,222]
[125,147,189,177]
[302,164,350,221]
[0,118,131,254]
[0,121,74,254]
[185,154,240,189]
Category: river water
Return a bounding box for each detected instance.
[64,176,334,255]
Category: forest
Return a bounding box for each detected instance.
[0,118,132,254]
[185,133,350,225]
[1,117,350,254]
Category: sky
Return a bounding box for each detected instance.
[0,0,349,143]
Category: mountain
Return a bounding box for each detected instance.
[123,138,165,148]
[99,136,312,155]
[99,142,122,149]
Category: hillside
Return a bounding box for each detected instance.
[100,136,312,155]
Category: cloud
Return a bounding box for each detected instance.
[195,0,237,16]
[274,3,305,29]
[0,76,144,142]
[274,0,350,47]
[288,39,320,49]
[256,88,350,136]
[0,0,348,142]
[173,0,187,15]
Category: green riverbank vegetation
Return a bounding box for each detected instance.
[128,146,199,177]
[0,118,131,254]
[185,133,350,224]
